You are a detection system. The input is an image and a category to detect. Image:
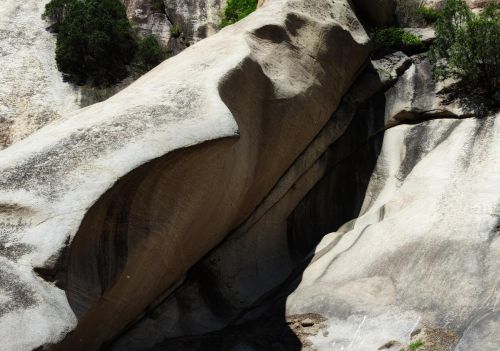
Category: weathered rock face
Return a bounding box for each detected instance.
[383,54,468,126]
[282,52,500,351]
[2,0,498,350]
[109,51,405,350]
[121,0,173,45]
[165,0,227,49]
[111,46,500,350]
[287,111,500,350]
[121,0,228,53]
[0,0,80,150]
[0,1,370,350]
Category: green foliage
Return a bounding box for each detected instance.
[48,0,137,87]
[417,6,442,23]
[170,24,181,38]
[430,0,500,93]
[42,0,73,31]
[408,339,424,350]
[220,0,258,28]
[134,36,167,73]
[372,27,423,50]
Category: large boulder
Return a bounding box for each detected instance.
[109,54,396,350]
[0,0,370,350]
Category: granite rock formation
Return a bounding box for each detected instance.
[0,0,369,350]
[0,0,498,350]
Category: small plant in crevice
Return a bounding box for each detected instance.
[170,24,181,38]
[408,339,424,350]
[220,0,258,28]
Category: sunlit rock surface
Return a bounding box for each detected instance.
[0,0,80,149]
[288,111,500,350]
[0,0,369,350]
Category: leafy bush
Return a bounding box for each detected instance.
[417,6,442,23]
[372,27,423,50]
[42,0,73,31]
[430,0,500,93]
[134,36,167,73]
[221,0,258,28]
[47,0,137,87]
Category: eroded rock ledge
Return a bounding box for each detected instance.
[0,1,370,350]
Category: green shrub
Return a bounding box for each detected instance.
[42,0,73,31]
[221,0,258,28]
[134,36,167,73]
[373,27,423,50]
[417,6,442,23]
[170,24,181,38]
[430,0,500,93]
[48,0,136,87]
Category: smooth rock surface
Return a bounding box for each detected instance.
[110,51,407,350]
[0,0,80,149]
[384,54,468,126]
[287,112,500,350]
[0,1,370,350]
